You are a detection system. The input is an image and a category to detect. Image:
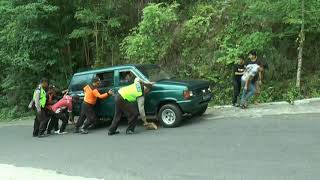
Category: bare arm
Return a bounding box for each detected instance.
[258,69,264,81]
[139,79,154,88]
[92,89,109,99]
[245,76,253,90]
[235,72,244,75]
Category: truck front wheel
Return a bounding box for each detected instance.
[158,104,182,128]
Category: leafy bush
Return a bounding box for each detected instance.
[283,86,302,104]
[121,3,179,63]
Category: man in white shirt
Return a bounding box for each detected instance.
[240,63,262,108]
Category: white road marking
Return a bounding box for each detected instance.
[0,164,103,180]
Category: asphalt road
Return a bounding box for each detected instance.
[0,113,319,180]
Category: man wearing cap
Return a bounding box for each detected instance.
[74,77,113,134]
[246,50,268,104]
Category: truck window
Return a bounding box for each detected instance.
[119,71,136,86]
[70,74,92,92]
[97,71,114,88]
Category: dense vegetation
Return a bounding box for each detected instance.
[0,0,319,119]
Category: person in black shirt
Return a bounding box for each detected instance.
[232,56,245,106]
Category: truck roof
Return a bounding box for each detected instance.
[73,64,157,76]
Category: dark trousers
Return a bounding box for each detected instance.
[232,79,242,105]
[47,111,68,133]
[76,102,97,130]
[109,94,139,133]
[33,108,48,136]
[46,109,58,133]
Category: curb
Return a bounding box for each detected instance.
[212,97,320,109]
[212,101,289,109]
[294,97,320,105]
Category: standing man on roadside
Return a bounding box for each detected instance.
[240,63,263,109]
[246,51,264,104]
[232,56,245,106]
[74,77,113,134]
[28,78,49,138]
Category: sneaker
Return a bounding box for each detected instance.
[80,129,89,134]
[38,134,49,138]
[125,129,136,135]
[107,131,120,136]
[54,130,60,134]
[241,103,248,109]
[58,131,68,135]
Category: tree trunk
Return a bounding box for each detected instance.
[94,22,99,66]
[111,44,114,66]
[296,0,305,90]
[83,39,90,66]
[67,43,73,74]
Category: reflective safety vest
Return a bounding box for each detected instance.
[118,78,143,102]
[33,87,47,108]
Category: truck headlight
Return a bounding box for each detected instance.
[183,90,193,99]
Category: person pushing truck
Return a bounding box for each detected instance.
[108,72,157,136]
[74,77,113,134]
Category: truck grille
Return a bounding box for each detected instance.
[194,87,210,96]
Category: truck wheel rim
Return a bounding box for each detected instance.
[162,109,176,125]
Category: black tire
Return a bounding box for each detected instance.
[195,105,208,116]
[158,104,182,128]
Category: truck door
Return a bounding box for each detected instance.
[68,73,93,116]
[95,70,116,119]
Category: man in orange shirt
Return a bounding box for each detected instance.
[74,77,113,134]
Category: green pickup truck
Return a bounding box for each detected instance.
[68,64,212,127]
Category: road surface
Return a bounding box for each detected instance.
[0,108,319,180]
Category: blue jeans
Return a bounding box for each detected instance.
[240,80,256,105]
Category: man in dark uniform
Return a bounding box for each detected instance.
[232,56,245,106]
[28,78,49,138]
[108,72,154,135]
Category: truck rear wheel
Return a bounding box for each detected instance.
[158,104,182,128]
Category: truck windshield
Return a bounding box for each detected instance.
[137,65,174,82]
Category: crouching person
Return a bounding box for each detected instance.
[47,95,79,135]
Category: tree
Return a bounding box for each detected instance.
[0,1,60,110]
[121,3,178,64]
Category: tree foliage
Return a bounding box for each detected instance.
[121,3,178,64]
[0,0,319,118]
